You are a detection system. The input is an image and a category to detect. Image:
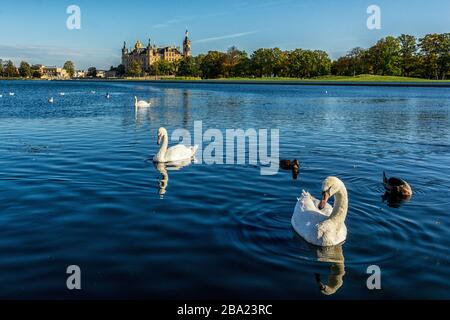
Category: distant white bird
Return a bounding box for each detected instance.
[48,97,54,104]
[134,96,151,108]
[325,90,328,94]
[9,92,15,96]
[59,92,65,96]
[0,94,3,98]
[106,93,111,99]
[90,90,96,94]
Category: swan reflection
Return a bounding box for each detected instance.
[314,244,345,296]
[154,158,194,198]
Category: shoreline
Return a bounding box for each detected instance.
[2,78,450,88]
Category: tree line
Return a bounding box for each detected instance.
[120,33,449,80]
[0,60,75,78]
[1,33,449,80]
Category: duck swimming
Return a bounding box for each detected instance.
[292,177,348,247]
[280,159,300,180]
[383,171,412,198]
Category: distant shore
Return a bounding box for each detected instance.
[2,75,450,87]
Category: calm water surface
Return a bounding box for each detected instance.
[0,80,449,299]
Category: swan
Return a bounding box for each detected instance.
[106,93,111,99]
[9,92,15,96]
[153,127,198,163]
[134,96,151,108]
[90,90,96,94]
[292,176,348,247]
[59,92,65,96]
[48,97,54,104]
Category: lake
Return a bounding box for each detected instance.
[0,80,449,299]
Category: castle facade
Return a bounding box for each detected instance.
[122,30,191,73]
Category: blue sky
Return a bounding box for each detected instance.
[0,0,449,69]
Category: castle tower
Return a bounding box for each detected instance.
[183,30,191,59]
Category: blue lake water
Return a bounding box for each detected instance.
[0,80,449,299]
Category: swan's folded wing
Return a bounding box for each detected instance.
[166,144,195,161]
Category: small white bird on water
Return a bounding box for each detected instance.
[59,92,65,96]
[48,97,54,104]
[9,92,15,96]
[106,93,111,99]
[0,94,3,98]
[134,96,151,108]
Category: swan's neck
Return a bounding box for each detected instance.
[330,186,348,225]
[156,134,168,161]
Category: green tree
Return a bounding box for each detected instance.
[127,60,143,77]
[398,34,418,77]
[116,64,126,77]
[87,67,97,78]
[18,61,32,78]
[199,51,226,79]
[368,36,401,76]
[223,47,250,77]
[63,61,75,78]
[177,57,200,77]
[250,48,284,77]
[419,33,450,79]
[4,61,19,78]
[31,65,43,78]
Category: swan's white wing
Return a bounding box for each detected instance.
[291,191,334,246]
[165,144,196,162]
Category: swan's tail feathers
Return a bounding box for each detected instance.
[191,145,199,156]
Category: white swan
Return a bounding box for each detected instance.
[48,97,54,104]
[292,176,348,247]
[59,92,65,96]
[134,96,151,108]
[153,127,198,163]
[9,92,15,96]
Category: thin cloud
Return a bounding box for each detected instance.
[194,31,261,43]
[151,12,228,29]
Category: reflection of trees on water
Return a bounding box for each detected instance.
[314,244,345,296]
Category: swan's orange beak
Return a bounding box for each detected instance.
[157,134,161,145]
[318,192,330,210]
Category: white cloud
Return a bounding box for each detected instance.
[194,31,261,43]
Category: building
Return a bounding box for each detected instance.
[32,65,70,79]
[121,30,191,73]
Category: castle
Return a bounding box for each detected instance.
[122,30,191,73]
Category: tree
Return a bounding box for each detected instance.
[31,65,43,78]
[250,48,283,77]
[398,34,418,77]
[199,51,226,79]
[224,47,251,77]
[63,61,75,78]
[87,67,97,78]
[368,36,401,76]
[3,61,19,78]
[18,61,32,78]
[127,60,143,77]
[116,64,126,77]
[419,33,450,80]
[177,57,200,77]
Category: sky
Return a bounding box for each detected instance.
[0,0,449,70]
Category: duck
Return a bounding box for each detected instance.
[48,97,54,104]
[383,171,412,198]
[153,127,198,163]
[280,159,300,180]
[134,96,151,108]
[292,177,348,247]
